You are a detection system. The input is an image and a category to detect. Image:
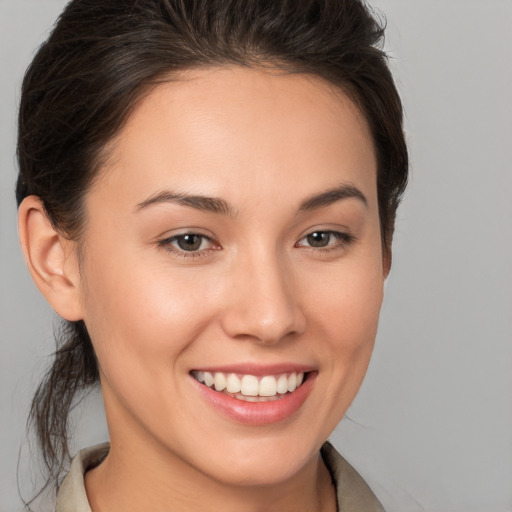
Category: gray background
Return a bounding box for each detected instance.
[1,1,511,511]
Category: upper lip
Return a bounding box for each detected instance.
[190,363,316,376]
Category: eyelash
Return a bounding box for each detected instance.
[295,231,356,252]
[158,230,356,259]
[158,233,219,259]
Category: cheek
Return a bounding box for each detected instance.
[78,245,218,385]
[311,255,383,340]
[306,249,384,381]
[78,257,223,439]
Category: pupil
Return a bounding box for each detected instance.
[178,235,202,251]
[307,232,329,247]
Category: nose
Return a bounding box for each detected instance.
[220,252,306,345]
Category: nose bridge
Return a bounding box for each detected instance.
[221,245,305,344]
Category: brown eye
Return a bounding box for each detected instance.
[306,232,331,248]
[296,230,355,251]
[159,233,215,255]
[175,234,205,251]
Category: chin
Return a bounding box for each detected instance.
[185,432,322,488]
[202,455,311,488]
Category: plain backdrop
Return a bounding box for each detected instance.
[1,1,511,511]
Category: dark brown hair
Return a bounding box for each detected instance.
[17,0,408,496]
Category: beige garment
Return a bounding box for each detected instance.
[56,442,384,512]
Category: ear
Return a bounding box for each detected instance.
[18,196,84,321]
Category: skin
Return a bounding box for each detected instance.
[19,66,385,512]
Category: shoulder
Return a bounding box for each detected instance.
[56,443,110,512]
[321,441,385,512]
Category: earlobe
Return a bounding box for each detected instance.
[18,196,84,321]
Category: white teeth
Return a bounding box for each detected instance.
[214,372,226,391]
[259,375,277,397]
[193,370,307,398]
[241,375,259,396]
[287,372,297,392]
[276,374,288,394]
[203,372,214,387]
[241,395,261,402]
[226,373,241,393]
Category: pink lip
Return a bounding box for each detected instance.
[191,363,316,376]
[191,371,317,426]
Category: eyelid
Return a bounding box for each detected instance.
[295,229,356,250]
[156,226,355,259]
[157,230,221,258]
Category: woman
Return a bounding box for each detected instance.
[16,0,408,510]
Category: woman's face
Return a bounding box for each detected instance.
[77,66,384,485]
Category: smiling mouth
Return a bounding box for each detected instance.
[191,370,308,402]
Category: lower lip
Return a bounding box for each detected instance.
[191,372,317,426]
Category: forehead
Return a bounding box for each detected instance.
[92,66,377,212]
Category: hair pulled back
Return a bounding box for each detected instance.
[17,0,408,494]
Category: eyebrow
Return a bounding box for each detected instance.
[298,184,368,211]
[136,183,367,216]
[136,190,235,216]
